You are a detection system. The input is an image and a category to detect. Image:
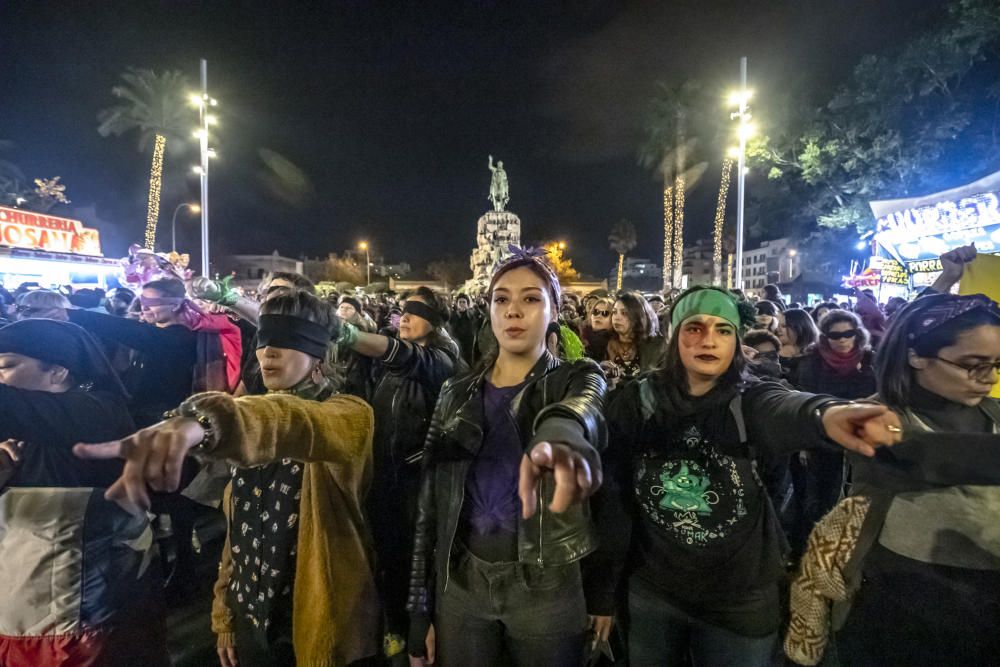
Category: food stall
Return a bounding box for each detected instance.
[0,205,121,289]
[869,170,1000,296]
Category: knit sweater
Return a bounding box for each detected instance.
[191,391,380,667]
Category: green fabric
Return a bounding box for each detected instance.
[671,288,741,330]
[335,321,360,350]
[193,275,240,307]
[559,324,585,361]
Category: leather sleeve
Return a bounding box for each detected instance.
[744,381,836,457]
[406,383,452,655]
[530,359,608,476]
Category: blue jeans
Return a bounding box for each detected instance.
[628,576,777,667]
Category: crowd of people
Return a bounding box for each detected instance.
[0,241,996,666]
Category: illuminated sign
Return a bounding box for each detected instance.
[874,191,1000,263]
[871,257,909,285]
[0,206,102,256]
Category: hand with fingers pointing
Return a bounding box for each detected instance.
[819,403,903,456]
[73,417,207,514]
[0,439,25,488]
[518,441,601,519]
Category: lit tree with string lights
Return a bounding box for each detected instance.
[98,68,190,250]
[712,153,736,284]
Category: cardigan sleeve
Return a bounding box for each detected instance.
[211,481,236,646]
[180,392,374,467]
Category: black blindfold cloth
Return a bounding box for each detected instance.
[257,314,331,359]
[403,300,444,328]
[0,319,128,396]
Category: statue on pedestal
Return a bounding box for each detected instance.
[488,155,509,212]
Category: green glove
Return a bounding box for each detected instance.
[191,275,240,307]
[336,321,360,350]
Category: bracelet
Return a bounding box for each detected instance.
[168,405,216,451]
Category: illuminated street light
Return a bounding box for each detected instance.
[359,241,371,285]
[558,241,567,250]
[171,202,201,252]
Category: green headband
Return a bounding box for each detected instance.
[671,289,741,330]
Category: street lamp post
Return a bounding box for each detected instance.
[190,58,217,277]
[171,202,200,253]
[729,57,753,291]
[359,241,371,286]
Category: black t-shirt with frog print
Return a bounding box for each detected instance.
[227,459,304,647]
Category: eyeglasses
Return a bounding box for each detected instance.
[592,309,610,317]
[934,356,1000,383]
[827,329,858,341]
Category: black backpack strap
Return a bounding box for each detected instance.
[830,489,895,630]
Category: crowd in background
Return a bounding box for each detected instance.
[0,241,996,667]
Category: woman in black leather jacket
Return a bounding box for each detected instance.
[336,286,464,657]
[407,249,608,667]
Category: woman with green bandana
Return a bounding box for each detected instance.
[593,286,903,666]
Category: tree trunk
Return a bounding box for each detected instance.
[144,133,167,250]
[616,253,624,291]
[662,186,674,293]
[712,158,735,285]
[673,174,685,289]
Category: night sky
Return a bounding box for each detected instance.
[1,0,939,277]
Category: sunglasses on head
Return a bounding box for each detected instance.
[827,329,858,341]
[592,308,610,317]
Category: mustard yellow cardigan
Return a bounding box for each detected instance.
[185,391,380,667]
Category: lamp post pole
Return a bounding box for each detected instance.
[359,242,371,286]
[733,56,750,291]
[171,203,199,253]
[198,59,211,277]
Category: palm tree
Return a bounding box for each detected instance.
[712,157,735,284]
[98,68,190,250]
[639,81,709,291]
[608,219,637,291]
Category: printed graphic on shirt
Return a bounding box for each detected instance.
[635,425,748,547]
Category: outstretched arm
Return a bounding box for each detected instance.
[74,392,373,513]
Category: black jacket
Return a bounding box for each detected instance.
[795,348,876,400]
[406,353,607,620]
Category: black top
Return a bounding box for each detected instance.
[597,375,834,633]
[0,384,134,488]
[795,348,876,400]
[228,459,303,646]
[68,309,197,426]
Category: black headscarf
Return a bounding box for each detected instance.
[0,319,129,397]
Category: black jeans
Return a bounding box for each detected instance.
[435,545,588,667]
[789,449,845,556]
[232,612,296,667]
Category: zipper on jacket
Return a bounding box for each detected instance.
[444,410,479,594]
[537,477,545,566]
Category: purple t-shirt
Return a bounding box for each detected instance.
[458,380,526,562]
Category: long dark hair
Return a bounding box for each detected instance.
[614,290,659,341]
[783,308,819,351]
[876,294,1000,411]
[817,309,869,351]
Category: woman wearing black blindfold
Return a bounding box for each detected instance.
[332,285,465,658]
[76,291,382,666]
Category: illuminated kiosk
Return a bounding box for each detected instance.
[870,170,1000,295]
[0,205,120,288]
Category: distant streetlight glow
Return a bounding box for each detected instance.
[727,146,741,159]
[730,57,752,291]
[359,241,371,285]
[727,90,752,107]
